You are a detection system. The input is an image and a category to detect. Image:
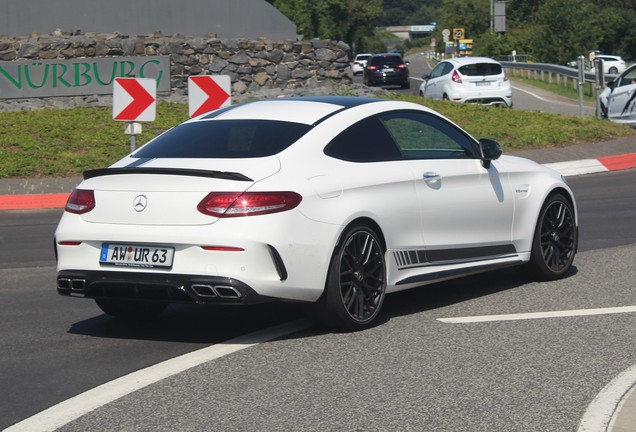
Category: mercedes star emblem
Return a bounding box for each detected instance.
[133,195,148,212]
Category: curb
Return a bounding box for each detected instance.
[1,152,636,211]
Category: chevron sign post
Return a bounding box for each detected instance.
[113,78,156,151]
[188,75,231,117]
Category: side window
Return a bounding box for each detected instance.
[325,117,402,162]
[379,111,477,160]
[617,69,636,87]
[429,62,447,79]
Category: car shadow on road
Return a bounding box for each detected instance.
[67,265,578,342]
[67,301,304,344]
[381,265,580,322]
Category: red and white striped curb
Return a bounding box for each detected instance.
[545,153,636,177]
[1,153,635,211]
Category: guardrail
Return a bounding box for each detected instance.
[499,61,613,97]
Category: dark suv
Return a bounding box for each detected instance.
[363,53,410,89]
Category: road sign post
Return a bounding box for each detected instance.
[113,78,157,151]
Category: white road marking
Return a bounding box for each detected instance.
[437,305,636,323]
[4,320,309,432]
[577,365,636,432]
[511,84,553,102]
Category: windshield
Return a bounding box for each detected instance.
[134,120,312,158]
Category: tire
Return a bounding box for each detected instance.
[95,298,167,319]
[401,81,411,89]
[307,224,387,331]
[519,193,577,281]
[609,67,618,74]
[442,94,449,101]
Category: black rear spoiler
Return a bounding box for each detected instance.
[83,167,253,182]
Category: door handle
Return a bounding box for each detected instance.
[423,172,441,183]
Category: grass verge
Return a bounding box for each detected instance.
[0,96,633,178]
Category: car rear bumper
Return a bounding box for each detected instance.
[57,269,280,305]
[364,72,409,86]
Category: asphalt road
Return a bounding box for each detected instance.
[1,169,635,431]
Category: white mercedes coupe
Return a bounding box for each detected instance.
[55,96,578,331]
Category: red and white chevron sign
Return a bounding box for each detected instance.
[188,75,231,117]
[112,78,156,122]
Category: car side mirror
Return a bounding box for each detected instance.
[479,138,502,168]
[422,74,430,80]
[607,80,615,90]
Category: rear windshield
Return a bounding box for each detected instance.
[370,55,404,67]
[133,120,311,158]
[458,63,502,76]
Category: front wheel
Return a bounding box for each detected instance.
[95,299,167,319]
[519,193,577,280]
[307,224,387,331]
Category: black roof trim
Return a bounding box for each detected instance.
[273,96,385,109]
[200,104,242,120]
[271,96,385,126]
[83,167,253,182]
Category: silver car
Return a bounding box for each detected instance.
[599,63,636,127]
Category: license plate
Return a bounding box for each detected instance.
[384,68,395,72]
[475,82,491,86]
[100,243,175,268]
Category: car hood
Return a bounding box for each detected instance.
[74,157,280,225]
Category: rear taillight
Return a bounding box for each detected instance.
[366,65,379,71]
[197,192,302,218]
[397,64,408,69]
[65,189,95,214]
[451,70,462,83]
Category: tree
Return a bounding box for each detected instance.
[530,0,601,64]
[438,0,490,39]
[271,0,382,51]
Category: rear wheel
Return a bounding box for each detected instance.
[308,224,386,331]
[519,193,577,280]
[609,67,618,74]
[95,299,167,319]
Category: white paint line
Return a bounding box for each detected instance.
[511,84,551,102]
[437,306,636,324]
[4,319,309,432]
[544,160,609,177]
[577,365,636,432]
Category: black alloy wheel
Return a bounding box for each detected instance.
[309,224,387,331]
[521,193,577,280]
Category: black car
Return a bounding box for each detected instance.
[363,53,410,89]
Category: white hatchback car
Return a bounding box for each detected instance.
[55,96,577,331]
[351,53,372,75]
[419,57,513,107]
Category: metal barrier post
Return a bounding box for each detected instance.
[594,58,605,119]
[577,56,585,117]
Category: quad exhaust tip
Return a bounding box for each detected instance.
[191,284,242,299]
[57,278,86,292]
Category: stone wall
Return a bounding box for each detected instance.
[0,31,354,108]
